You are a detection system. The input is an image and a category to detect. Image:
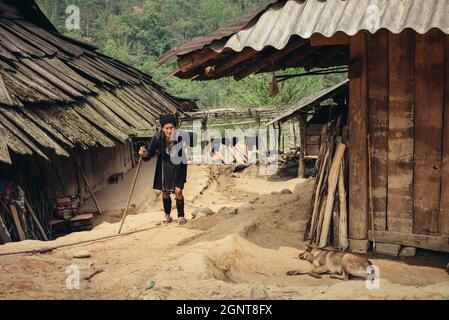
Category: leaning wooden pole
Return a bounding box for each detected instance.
[338,161,348,250]
[367,135,376,250]
[73,155,102,216]
[118,157,143,235]
[80,167,102,216]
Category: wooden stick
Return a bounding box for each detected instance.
[9,205,26,241]
[24,197,49,241]
[314,194,327,245]
[368,135,376,250]
[118,157,143,234]
[319,143,346,248]
[338,161,348,250]
[332,195,340,248]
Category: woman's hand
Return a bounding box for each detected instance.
[139,147,148,158]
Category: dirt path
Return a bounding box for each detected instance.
[0,165,448,300]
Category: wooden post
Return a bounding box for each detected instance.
[255,111,261,164]
[298,114,307,178]
[201,117,209,163]
[290,120,297,148]
[282,134,285,153]
[387,30,415,234]
[367,30,389,231]
[276,122,282,154]
[440,35,449,236]
[348,32,369,253]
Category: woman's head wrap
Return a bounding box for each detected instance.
[159,113,178,126]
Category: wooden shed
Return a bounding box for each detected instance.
[160,0,449,253]
[266,80,348,177]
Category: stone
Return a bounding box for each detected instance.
[249,197,259,204]
[191,208,200,219]
[73,251,91,259]
[375,243,401,257]
[281,189,292,195]
[271,191,280,196]
[399,247,416,257]
[348,239,369,254]
[250,284,268,300]
[222,207,238,215]
[200,207,214,216]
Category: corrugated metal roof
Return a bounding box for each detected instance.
[175,0,279,56]
[265,79,349,126]
[0,0,188,164]
[176,0,449,56]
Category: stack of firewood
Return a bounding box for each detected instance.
[304,117,349,250]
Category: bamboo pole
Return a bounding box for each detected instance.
[118,157,143,235]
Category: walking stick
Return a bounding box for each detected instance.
[118,157,143,234]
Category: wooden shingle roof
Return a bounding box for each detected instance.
[0,0,185,164]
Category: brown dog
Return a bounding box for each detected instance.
[287,245,373,280]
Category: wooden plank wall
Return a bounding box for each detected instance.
[365,30,449,239]
[386,30,415,234]
[414,30,444,236]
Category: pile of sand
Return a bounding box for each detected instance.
[183,176,315,250]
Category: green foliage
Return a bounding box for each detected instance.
[36,0,346,110]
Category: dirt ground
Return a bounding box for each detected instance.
[0,165,448,300]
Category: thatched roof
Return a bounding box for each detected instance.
[0,0,186,164]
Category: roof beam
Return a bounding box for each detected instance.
[233,37,307,81]
[204,47,259,78]
[281,44,322,70]
[310,33,350,46]
[177,48,222,73]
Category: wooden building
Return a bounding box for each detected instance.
[0,0,187,241]
[266,80,348,177]
[160,0,449,253]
